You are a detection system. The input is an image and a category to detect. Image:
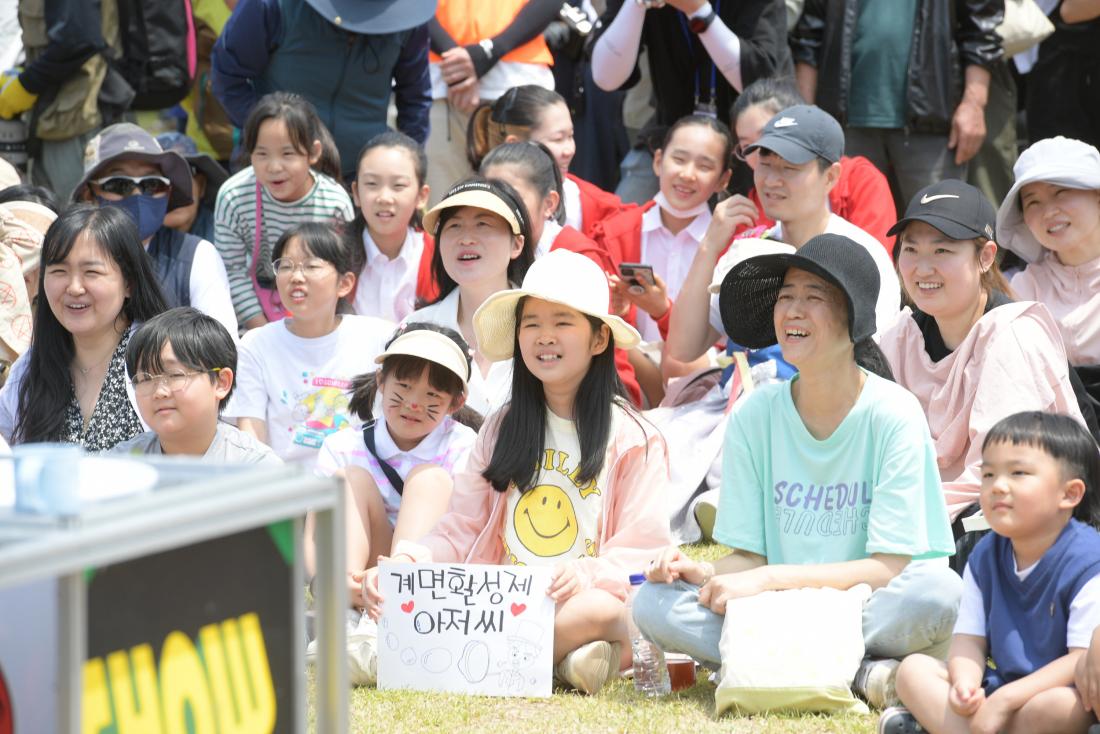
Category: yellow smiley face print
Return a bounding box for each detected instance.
[513,484,579,557]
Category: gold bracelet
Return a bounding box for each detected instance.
[699,561,715,587]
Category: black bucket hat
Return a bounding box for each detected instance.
[719,233,880,349]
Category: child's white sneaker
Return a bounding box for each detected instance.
[346,613,379,686]
[554,640,620,695]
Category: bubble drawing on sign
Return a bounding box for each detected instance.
[457,641,490,684]
[377,562,555,697]
[422,648,453,674]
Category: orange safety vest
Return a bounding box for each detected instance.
[429,0,553,66]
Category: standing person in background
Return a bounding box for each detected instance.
[1025,2,1100,150]
[212,0,433,181]
[591,0,791,202]
[425,0,562,205]
[4,0,131,200]
[791,0,1004,211]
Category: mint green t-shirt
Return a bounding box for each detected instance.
[714,371,954,564]
[848,0,918,129]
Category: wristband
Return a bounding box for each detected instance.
[688,2,717,34]
[699,561,715,587]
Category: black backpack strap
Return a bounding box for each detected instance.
[363,421,405,496]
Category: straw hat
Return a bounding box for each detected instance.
[473,250,640,361]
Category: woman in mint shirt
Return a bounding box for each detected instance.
[634,234,959,678]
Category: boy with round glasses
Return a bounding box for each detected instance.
[73,123,238,339]
[116,308,278,463]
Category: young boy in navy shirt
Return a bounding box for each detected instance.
[887,412,1100,734]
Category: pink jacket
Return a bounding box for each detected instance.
[1011,253,1100,367]
[878,302,1085,520]
[395,404,672,601]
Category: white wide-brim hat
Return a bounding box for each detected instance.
[996,136,1100,263]
[374,329,471,388]
[473,249,640,362]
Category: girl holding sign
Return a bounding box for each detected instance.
[365,248,672,695]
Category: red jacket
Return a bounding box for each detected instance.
[568,173,631,240]
[415,232,440,306]
[745,155,895,254]
[592,201,735,342]
[550,223,642,407]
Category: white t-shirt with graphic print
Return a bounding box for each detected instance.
[225,315,393,465]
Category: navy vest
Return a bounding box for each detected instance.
[146,227,199,309]
[258,0,410,178]
[971,519,1100,690]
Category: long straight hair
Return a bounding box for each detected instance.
[482,298,629,493]
[15,205,168,443]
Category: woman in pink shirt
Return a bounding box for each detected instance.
[996,137,1100,407]
[878,180,1087,521]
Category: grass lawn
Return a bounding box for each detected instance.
[317,543,882,733]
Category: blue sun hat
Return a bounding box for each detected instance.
[304,0,436,34]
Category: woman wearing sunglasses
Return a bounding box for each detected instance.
[72,123,238,340]
[0,205,169,450]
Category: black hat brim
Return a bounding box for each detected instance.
[886,213,984,241]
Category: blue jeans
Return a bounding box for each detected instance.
[633,560,962,669]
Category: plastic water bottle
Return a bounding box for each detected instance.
[627,572,671,696]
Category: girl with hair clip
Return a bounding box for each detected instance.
[411,176,535,417]
[466,85,626,239]
[364,249,672,695]
[996,137,1100,409]
[480,140,643,406]
[350,131,438,322]
[0,205,169,450]
[312,321,478,685]
[878,179,1091,523]
[224,222,393,465]
[214,92,353,330]
[636,234,959,699]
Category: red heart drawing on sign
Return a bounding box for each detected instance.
[510,603,526,616]
[401,600,414,613]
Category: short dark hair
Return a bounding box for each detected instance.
[271,221,362,313]
[0,184,60,212]
[983,411,1100,529]
[126,307,238,410]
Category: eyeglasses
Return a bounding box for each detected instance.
[272,258,334,278]
[91,175,171,197]
[131,368,221,396]
[733,143,748,162]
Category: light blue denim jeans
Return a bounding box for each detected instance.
[633,560,962,669]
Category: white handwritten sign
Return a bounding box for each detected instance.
[377,562,556,697]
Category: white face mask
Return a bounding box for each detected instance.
[654,191,711,221]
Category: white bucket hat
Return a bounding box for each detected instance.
[708,238,797,294]
[374,328,471,389]
[473,249,640,362]
[996,136,1100,263]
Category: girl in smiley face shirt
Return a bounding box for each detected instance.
[365,250,672,695]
